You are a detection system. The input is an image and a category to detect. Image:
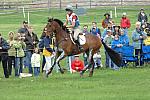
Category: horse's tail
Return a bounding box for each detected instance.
[101,39,122,67]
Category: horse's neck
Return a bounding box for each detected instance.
[55,28,69,43]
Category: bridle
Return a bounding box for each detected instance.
[47,21,70,48]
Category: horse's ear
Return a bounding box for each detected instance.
[48,17,54,22]
[48,17,50,22]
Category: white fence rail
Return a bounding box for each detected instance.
[0,0,150,14]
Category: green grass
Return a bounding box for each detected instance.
[0,6,150,100]
[1,68,150,100]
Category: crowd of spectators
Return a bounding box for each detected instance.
[0,8,150,78]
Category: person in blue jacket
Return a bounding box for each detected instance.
[119,29,129,46]
[111,35,122,70]
[90,22,102,68]
[40,33,55,77]
[132,22,147,66]
[90,22,101,37]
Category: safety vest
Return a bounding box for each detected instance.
[67,13,80,28]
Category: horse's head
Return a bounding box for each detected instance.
[45,18,70,36]
[45,18,56,36]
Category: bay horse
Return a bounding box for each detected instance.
[45,18,122,77]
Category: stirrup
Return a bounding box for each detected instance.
[78,45,84,51]
[75,40,84,51]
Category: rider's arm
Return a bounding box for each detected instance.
[63,15,68,26]
[68,20,75,28]
[67,15,76,28]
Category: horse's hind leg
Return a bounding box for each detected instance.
[89,56,94,77]
[80,49,93,77]
[89,49,99,77]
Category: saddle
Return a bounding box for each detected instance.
[69,32,86,45]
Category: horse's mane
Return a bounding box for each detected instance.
[48,18,70,34]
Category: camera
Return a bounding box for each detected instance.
[136,28,142,36]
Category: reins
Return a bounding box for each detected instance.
[51,22,70,48]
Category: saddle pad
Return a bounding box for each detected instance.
[79,34,86,45]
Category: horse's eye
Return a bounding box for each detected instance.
[49,25,51,27]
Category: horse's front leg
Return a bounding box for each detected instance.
[47,51,66,76]
[46,51,59,75]
[55,51,66,74]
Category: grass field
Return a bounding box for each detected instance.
[0,6,150,100]
[1,67,150,100]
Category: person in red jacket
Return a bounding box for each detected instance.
[120,12,131,35]
[71,55,84,72]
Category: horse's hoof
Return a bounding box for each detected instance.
[89,72,93,77]
[59,69,64,74]
[89,73,93,77]
[89,74,93,77]
[47,69,52,75]
[45,73,49,78]
[80,71,83,77]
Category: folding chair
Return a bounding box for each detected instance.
[121,46,138,67]
[141,45,150,64]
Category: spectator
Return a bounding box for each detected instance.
[7,31,15,75]
[144,28,150,45]
[113,25,120,36]
[13,33,26,76]
[138,8,148,25]
[82,25,90,34]
[31,48,40,77]
[93,51,103,69]
[111,34,121,70]
[18,21,29,36]
[39,28,47,73]
[144,23,150,45]
[102,22,113,39]
[104,29,114,68]
[141,22,147,31]
[90,22,101,38]
[18,21,28,69]
[24,26,39,74]
[132,22,147,66]
[39,28,57,73]
[142,23,150,32]
[71,55,84,72]
[102,13,111,29]
[90,22,102,68]
[119,29,129,46]
[42,34,55,77]
[0,33,10,78]
[120,12,131,35]
[82,25,90,67]
[111,35,122,53]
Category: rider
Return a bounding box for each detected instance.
[63,5,83,50]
